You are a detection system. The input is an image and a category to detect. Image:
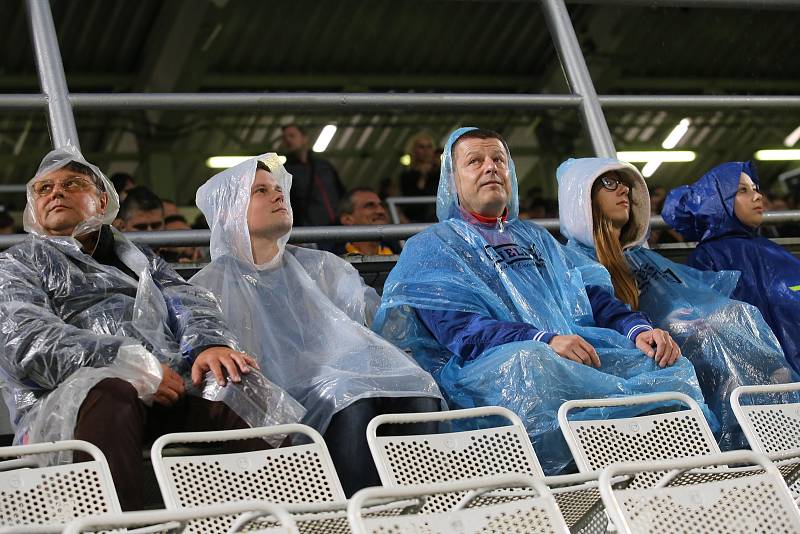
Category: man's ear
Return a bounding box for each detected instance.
[340,214,354,225]
[98,191,109,214]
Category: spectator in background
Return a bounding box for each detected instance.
[647,184,683,246]
[281,123,345,227]
[338,187,396,256]
[160,214,203,263]
[0,205,15,234]
[110,172,135,202]
[397,132,439,222]
[162,199,179,217]
[118,186,164,232]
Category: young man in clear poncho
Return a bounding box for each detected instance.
[556,157,797,450]
[663,161,800,374]
[0,147,303,510]
[191,154,444,495]
[373,127,716,474]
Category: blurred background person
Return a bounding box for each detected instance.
[338,187,396,256]
[281,123,345,228]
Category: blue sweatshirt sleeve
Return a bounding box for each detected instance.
[415,308,557,362]
[585,285,652,341]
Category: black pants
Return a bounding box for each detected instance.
[323,396,441,497]
[73,378,263,511]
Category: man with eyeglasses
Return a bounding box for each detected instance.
[0,147,301,510]
[117,186,165,232]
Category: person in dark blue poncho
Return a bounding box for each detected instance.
[662,161,800,373]
[373,127,716,474]
[557,157,797,450]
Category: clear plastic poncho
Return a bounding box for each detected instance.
[557,157,798,450]
[373,128,715,474]
[191,153,443,433]
[0,148,303,457]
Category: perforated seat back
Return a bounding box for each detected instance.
[731,384,800,455]
[62,501,298,534]
[600,453,800,534]
[349,474,570,534]
[368,407,543,487]
[151,424,345,532]
[0,440,120,529]
[360,496,567,534]
[559,393,720,481]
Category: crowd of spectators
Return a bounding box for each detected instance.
[2,127,800,512]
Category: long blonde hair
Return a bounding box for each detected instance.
[591,179,639,310]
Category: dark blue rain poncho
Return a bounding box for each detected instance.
[663,161,800,373]
[558,157,797,450]
[373,128,714,474]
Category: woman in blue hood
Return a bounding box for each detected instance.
[662,162,800,373]
[373,128,715,474]
[557,157,796,450]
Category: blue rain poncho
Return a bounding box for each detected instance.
[373,128,714,474]
[557,157,797,450]
[0,147,303,456]
[191,153,443,433]
[663,161,800,373]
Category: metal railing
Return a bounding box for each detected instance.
[1,211,798,250]
[3,0,800,246]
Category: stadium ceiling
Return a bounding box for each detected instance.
[1,0,800,207]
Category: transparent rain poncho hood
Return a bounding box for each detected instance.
[0,149,302,458]
[662,161,800,373]
[192,154,443,433]
[23,145,120,238]
[558,157,797,450]
[374,128,714,473]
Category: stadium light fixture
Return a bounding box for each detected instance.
[312,124,337,153]
[755,149,800,161]
[616,151,696,163]
[661,118,691,150]
[206,155,287,169]
[783,126,800,148]
[641,161,661,178]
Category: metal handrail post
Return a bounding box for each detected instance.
[540,0,616,157]
[25,0,79,150]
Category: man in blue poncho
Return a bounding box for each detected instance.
[663,161,800,372]
[373,127,715,473]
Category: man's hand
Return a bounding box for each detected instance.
[154,364,186,406]
[635,328,681,368]
[548,335,601,368]
[191,347,260,387]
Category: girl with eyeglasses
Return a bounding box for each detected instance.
[557,157,798,451]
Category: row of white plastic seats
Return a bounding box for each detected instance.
[2,382,800,533]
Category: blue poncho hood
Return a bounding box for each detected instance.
[436,127,519,222]
[662,161,759,243]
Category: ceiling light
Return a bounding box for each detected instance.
[661,118,691,150]
[312,125,337,153]
[642,161,662,178]
[755,149,800,161]
[783,126,800,148]
[206,155,288,169]
[616,151,696,163]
